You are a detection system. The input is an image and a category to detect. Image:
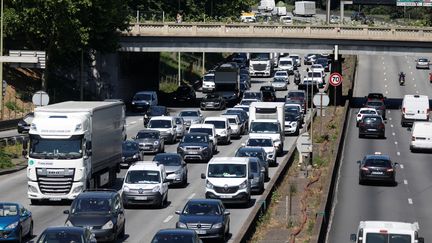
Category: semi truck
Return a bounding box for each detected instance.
[293,1,316,17]
[25,101,125,204]
[214,63,241,104]
[249,53,276,77]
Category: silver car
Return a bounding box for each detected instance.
[174,117,186,138]
[153,153,188,187]
[178,109,204,129]
[133,129,165,154]
[416,58,430,69]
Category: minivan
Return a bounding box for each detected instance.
[401,94,430,127]
[410,122,432,152]
[201,157,252,205]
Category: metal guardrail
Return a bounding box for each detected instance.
[0,135,27,148]
[0,119,20,132]
[125,22,432,42]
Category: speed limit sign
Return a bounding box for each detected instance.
[329,72,343,87]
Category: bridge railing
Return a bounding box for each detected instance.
[125,22,432,42]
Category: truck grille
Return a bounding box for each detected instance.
[37,169,75,195]
[214,185,239,194]
[187,223,212,230]
[253,64,267,71]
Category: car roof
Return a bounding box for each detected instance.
[205,117,228,121]
[154,153,181,158]
[155,228,197,236]
[150,116,174,120]
[138,129,160,134]
[190,124,215,129]
[77,190,117,199]
[179,109,200,113]
[364,154,391,160]
[43,226,86,233]
[184,132,209,137]
[359,221,419,233]
[187,198,221,204]
[209,157,250,164]
[135,91,156,95]
[129,161,164,171]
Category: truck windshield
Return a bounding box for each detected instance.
[250,53,270,60]
[250,122,279,133]
[208,164,246,178]
[365,233,411,243]
[204,120,226,129]
[29,135,83,159]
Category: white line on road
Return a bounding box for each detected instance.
[416,91,419,94]
[385,91,389,94]
[389,117,392,120]
[383,72,386,75]
[400,164,404,169]
[395,141,398,145]
[384,85,388,88]
[139,118,143,121]
[414,84,417,87]
[408,198,413,205]
[404,180,408,185]
[390,124,394,128]
[163,215,174,223]
[397,152,401,156]
[129,121,137,125]
[392,132,396,136]
[388,110,391,114]
[188,193,196,200]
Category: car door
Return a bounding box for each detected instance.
[220,202,230,228]
[19,206,30,235]
[114,195,125,232]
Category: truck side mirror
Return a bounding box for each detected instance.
[350,234,357,242]
[418,237,425,243]
[201,173,206,179]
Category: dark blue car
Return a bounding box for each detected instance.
[0,202,33,242]
[151,229,202,243]
[121,140,141,167]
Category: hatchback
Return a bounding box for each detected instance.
[151,229,203,243]
[416,58,430,69]
[358,115,385,139]
[37,226,96,243]
[358,153,397,185]
[153,153,188,187]
[0,203,33,242]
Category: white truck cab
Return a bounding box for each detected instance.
[121,161,169,208]
[201,157,252,205]
[350,221,424,243]
[147,116,177,144]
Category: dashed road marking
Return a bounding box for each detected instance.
[129,121,137,125]
[388,111,391,114]
[395,141,398,145]
[188,193,196,200]
[416,91,419,94]
[390,124,394,128]
[139,118,143,121]
[384,72,386,75]
[404,180,408,185]
[163,215,174,223]
[408,198,413,205]
[392,132,396,136]
[385,85,388,88]
[414,84,417,87]
[389,117,392,120]
[400,164,404,169]
[385,91,389,94]
[397,151,401,156]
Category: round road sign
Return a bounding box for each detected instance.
[32,90,49,106]
[313,93,330,107]
[329,72,343,87]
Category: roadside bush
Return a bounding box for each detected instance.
[0,149,13,169]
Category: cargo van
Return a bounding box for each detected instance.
[350,221,424,243]
[410,122,432,152]
[401,95,430,127]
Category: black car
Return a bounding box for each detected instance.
[36,226,96,243]
[366,93,386,103]
[358,115,385,138]
[176,199,230,241]
[17,112,34,133]
[200,93,226,111]
[177,133,214,162]
[121,140,141,167]
[365,99,386,119]
[260,86,276,102]
[284,105,304,125]
[151,229,203,243]
[174,85,196,103]
[315,57,330,72]
[144,106,170,126]
[357,153,397,185]
[63,190,126,242]
[235,147,269,181]
[351,11,366,21]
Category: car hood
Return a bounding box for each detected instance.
[135,138,158,143]
[122,150,139,157]
[0,217,19,230]
[182,117,200,122]
[202,98,221,102]
[133,100,150,104]
[179,215,223,224]
[164,166,181,173]
[179,142,208,147]
[125,183,159,190]
[207,177,248,187]
[68,214,112,227]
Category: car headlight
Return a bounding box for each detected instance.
[5,221,18,229]
[213,223,223,229]
[177,222,187,229]
[206,180,214,189]
[131,101,135,105]
[102,220,114,230]
[175,169,182,175]
[133,154,139,159]
[239,180,248,189]
[65,221,74,227]
[221,130,227,135]
[153,141,159,145]
[123,185,130,193]
[152,185,161,192]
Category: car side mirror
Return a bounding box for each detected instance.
[175,210,182,215]
[223,211,231,216]
[356,160,361,164]
[418,237,425,243]
[241,143,246,147]
[22,150,28,157]
[249,174,254,179]
[63,210,70,214]
[350,234,357,242]
[163,178,169,183]
[201,173,206,179]
[173,125,177,128]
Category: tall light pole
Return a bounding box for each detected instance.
[0,0,4,120]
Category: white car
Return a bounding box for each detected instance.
[147,116,177,144]
[221,114,242,138]
[306,71,324,87]
[273,70,289,82]
[311,64,325,77]
[278,57,295,74]
[243,135,277,166]
[189,124,218,153]
[280,15,292,24]
[202,73,215,92]
[416,57,430,69]
[289,54,301,67]
[239,98,259,106]
[271,78,288,91]
[356,108,378,126]
[204,117,231,145]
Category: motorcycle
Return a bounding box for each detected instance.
[294,75,301,85]
[399,74,405,86]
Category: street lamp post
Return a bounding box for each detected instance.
[0,0,4,120]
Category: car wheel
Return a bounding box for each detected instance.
[17,228,22,243]
[27,221,33,238]
[163,193,168,206]
[358,133,363,138]
[161,145,165,153]
[359,177,364,185]
[119,221,126,239]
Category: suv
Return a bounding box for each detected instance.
[147,116,177,144]
[358,115,385,139]
[204,117,231,145]
[243,136,277,166]
[189,124,218,153]
[131,91,158,112]
[121,161,169,208]
[63,190,126,242]
[177,133,214,162]
[357,152,397,185]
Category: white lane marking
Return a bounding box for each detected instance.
[384,72,386,75]
[125,124,129,127]
[395,141,398,145]
[400,164,404,169]
[404,180,408,185]
[416,91,419,94]
[129,121,137,125]
[389,117,392,120]
[388,111,391,114]
[188,193,196,200]
[392,132,396,136]
[385,91,389,94]
[414,84,417,87]
[390,124,394,128]
[163,215,174,223]
[385,85,388,88]
[384,78,387,81]
[408,198,413,205]
[397,151,401,156]
[139,118,143,121]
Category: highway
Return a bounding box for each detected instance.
[327,55,432,242]
[0,72,313,242]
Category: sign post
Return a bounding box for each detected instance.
[313,93,330,135]
[328,72,343,113]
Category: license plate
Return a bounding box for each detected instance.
[219,195,232,198]
[196,230,206,235]
[368,129,377,131]
[371,172,384,175]
[135,196,148,200]
[188,151,199,154]
[49,198,61,201]
[143,146,150,149]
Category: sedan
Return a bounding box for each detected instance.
[0,203,33,243]
[364,99,386,119]
[37,226,96,243]
[273,70,289,83]
[121,140,141,167]
[179,110,204,128]
[153,153,188,187]
[17,112,34,133]
[358,115,385,139]
[416,58,430,69]
[176,199,230,241]
[356,108,379,126]
[243,136,277,166]
[151,229,203,243]
[358,152,397,185]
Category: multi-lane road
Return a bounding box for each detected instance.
[327,55,432,241]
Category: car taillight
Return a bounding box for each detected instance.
[412,136,416,141]
[379,123,385,129]
[357,114,361,117]
[361,167,369,171]
[386,168,394,172]
[402,107,405,113]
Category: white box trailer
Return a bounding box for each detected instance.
[293,1,316,17]
[26,101,125,203]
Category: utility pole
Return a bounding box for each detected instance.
[0,0,4,120]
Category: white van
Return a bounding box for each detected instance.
[350,221,424,243]
[121,161,169,208]
[204,117,231,145]
[401,95,430,127]
[201,157,252,205]
[147,116,177,144]
[410,122,432,152]
[278,57,295,74]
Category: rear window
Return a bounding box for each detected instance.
[363,116,382,123]
[250,161,259,173]
[360,110,377,114]
[364,159,391,167]
[365,233,411,243]
[367,101,384,107]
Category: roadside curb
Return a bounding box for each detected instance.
[0,164,27,176]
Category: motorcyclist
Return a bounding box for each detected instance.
[429,72,432,83]
[399,72,406,84]
[294,70,301,84]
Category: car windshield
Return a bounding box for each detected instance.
[151,234,193,243]
[182,202,221,215]
[206,94,220,99]
[123,142,139,151]
[37,232,85,243]
[250,122,279,133]
[250,53,270,60]
[275,72,287,77]
[360,110,377,114]
[365,233,411,243]
[29,135,83,160]
[227,118,237,124]
[0,204,18,216]
[236,150,265,161]
[236,106,250,113]
[136,132,159,139]
[285,107,300,113]
[244,92,262,99]
[153,155,181,166]
[205,120,225,129]
[203,75,214,82]
[182,134,208,143]
[179,111,199,117]
[367,101,384,107]
[250,161,259,173]
[208,164,247,178]
[312,65,323,69]
[125,170,161,184]
[308,72,322,78]
[148,120,172,128]
[240,100,254,106]
[72,198,111,214]
[364,159,391,167]
[418,58,428,62]
[134,93,151,101]
[273,79,285,83]
[150,108,166,116]
[363,117,382,123]
[280,60,292,65]
[189,128,212,136]
[247,138,273,147]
